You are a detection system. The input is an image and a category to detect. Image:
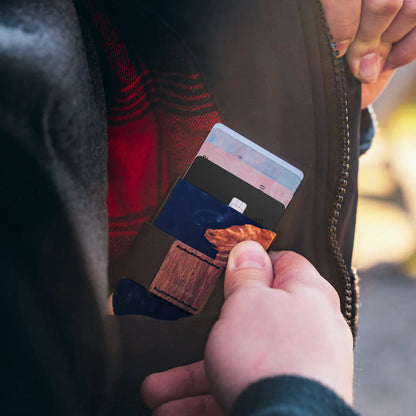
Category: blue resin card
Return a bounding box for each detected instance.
[153,178,262,259]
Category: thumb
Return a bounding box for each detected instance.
[224,241,273,299]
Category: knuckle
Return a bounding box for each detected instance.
[390,40,416,66]
[152,405,167,416]
[401,47,415,63]
[334,313,354,341]
[402,0,416,18]
[330,23,357,46]
[199,396,211,416]
[304,276,341,311]
[366,0,404,16]
[183,365,199,394]
[140,376,158,408]
[320,0,361,43]
[320,279,342,309]
[329,21,357,44]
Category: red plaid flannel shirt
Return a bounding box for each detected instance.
[83,0,221,259]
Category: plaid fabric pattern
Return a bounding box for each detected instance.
[81,0,221,259]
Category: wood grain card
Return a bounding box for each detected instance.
[149,241,225,314]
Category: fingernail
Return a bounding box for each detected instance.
[334,40,350,58]
[229,241,266,270]
[358,53,379,82]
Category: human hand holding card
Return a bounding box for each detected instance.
[114,123,304,317]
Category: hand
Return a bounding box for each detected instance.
[142,242,353,414]
[141,360,224,416]
[205,242,354,412]
[321,0,416,108]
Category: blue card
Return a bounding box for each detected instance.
[153,178,262,259]
[113,278,190,320]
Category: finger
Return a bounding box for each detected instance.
[224,241,273,299]
[385,26,416,69]
[382,0,416,43]
[320,0,362,56]
[347,0,404,82]
[270,251,341,310]
[153,395,224,416]
[141,361,208,409]
[356,0,403,41]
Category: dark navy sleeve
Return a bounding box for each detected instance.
[360,107,376,155]
[232,375,360,416]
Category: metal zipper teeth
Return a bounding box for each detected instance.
[327,84,354,329]
[315,1,355,333]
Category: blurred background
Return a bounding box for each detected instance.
[352,62,416,416]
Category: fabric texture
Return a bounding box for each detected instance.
[233,376,360,416]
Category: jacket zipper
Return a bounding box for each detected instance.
[315,1,356,335]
